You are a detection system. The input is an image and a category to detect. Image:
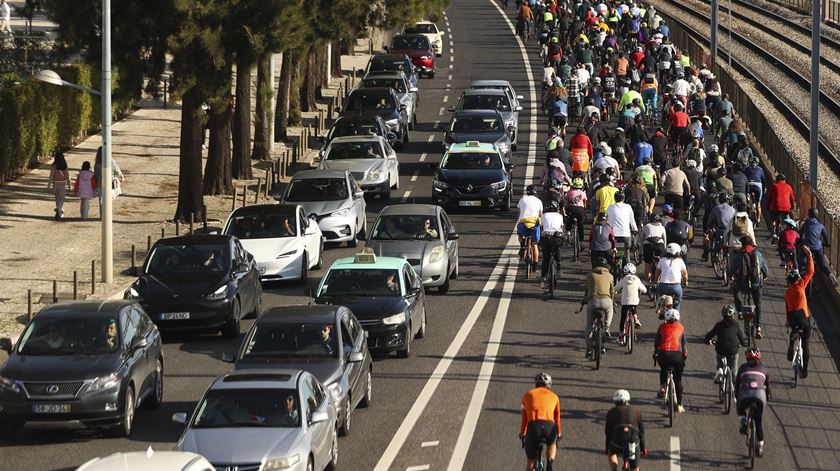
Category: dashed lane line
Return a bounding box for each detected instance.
[401,190,412,203]
[421,441,440,448]
[419,152,428,162]
[427,135,434,143]
[671,436,681,471]
[443,95,449,103]
[406,466,430,471]
[411,171,419,182]
[439,107,446,115]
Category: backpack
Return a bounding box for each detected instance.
[666,219,690,244]
[610,423,640,452]
[731,214,750,239]
[738,251,761,289]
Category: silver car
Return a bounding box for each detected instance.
[315,135,400,199]
[173,369,338,471]
[451,88,522,150]
[281,169,367,247]
[361,72,418,130]
[365,204,459,294]
[469,79,524,111]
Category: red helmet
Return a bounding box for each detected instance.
[745,347,761,362]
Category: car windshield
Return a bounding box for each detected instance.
[368,59,409,75]
[192,388,300,428]
[363,78,407,93]
[391,36,429,50]
[326,142,384,160]
[285,178,348,202]
[243,323,340,359]
[17,317,120,355]
[345,93,395,112]
[146,243,229,275]
[371,215,440,241]
[409,24,437,34]
[328,120,380,141]
[461,94,511,112]
[226,212,296,239]
[441,152,502,170]
[450,116,504,133]
[320,269,401,297]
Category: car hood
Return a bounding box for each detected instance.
[447,132,509,144]
[234,358,343,387]
[321,159,385,175]
[2,353,120,382]
[297,200,352,218]
[367,240,440,260]
[180,427,298,464]
[389,48,431,59]
[240,238,301,263]
[137,273,228,300]
[348,108,399,120]
[435,169,507,186]
[316,296,407,321]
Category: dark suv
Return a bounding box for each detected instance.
[339,88,409,149]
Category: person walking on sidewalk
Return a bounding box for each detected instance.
[73,161,98,220]
[94,146,125,203]
[0,0,12,37]
[46,153,72,219]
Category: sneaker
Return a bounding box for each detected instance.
[657,388,666,399]
[532,262,539,273]
[676,404,685,413]
[713,369,723,384]
[756,442,764,457]
[617,334,626,345]
[801,368,809,379]
[787,344,794,362]
[739,417,747,435]
[779,261,786,268]
[540,278,547,289]
[604,330,612,338]
[755,326,763,339]
[634,319,642,328]
[585,349,593,359]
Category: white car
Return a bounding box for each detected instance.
[77,448,215,471]
[403,21,444,56]
[223,204,324,282]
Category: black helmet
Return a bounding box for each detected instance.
[776,173,787,181]
[535,372,552,388]
[595,256,610,268]
[546,200,561,213]
[651,213,662,222]
[615,191,625,202]
[717,192,731,205]
[809,207,820,219]
[526,184,539,195]
[787,269,802,284]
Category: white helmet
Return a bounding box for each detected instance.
[613,389,631,404]
[666,243,681,256]
[593,76,602,84]
[623,263,636,275]
[664,308,680,322]
[686,159,697,169]
[600,142,612,156]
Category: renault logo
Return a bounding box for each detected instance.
[46,384,60,394]
[466,184,474,193]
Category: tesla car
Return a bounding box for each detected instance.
[432,141,514,211]
[76,449,215,471]
[402,21,444,56]
[229,305,372,436]
[222,204,324,283]
[386,34,435,78]
[321,114,396,150]
[124,235,262,338]
[441,109,513,160]
[360,71,418,129]
[316,135,400,199]
[450,88,521,149]
[366,204,459,293]
[281,169,367,247]
[339,87,409,149]
[173,370,337,471]
[0,300,163,438]
[365,54,419,91]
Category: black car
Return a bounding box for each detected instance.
[338,88,409,149]
[227,305,373,436]
[321,114,397,151]
[365,54,419,91]
[0,300,163,437]
[125,234,262,338]
[432,140,514,211]
[440,109,514,160]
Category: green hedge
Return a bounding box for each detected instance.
[0,65,134,176]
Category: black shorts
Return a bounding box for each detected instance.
[769,209,790,224]
[524,420,558,459]
[643,242,665,263]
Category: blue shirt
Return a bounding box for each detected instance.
[743,165,766,185]
[552,99,568,117]
[632,142,653,167]
[800,217,829,251]
[659,24,670,37]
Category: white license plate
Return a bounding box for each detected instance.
[458,200,481,207]
[33,404,71,413]
[160,312,190,320]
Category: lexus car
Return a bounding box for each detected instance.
[339,87,409,149]
[222,204,324,283]
[441,109,513,160]
[386,34,435,78]
[360,71,418,129]
[402,21,444,56]
[450,88,521,149]
[432,141,514,211]
[0,300,163,438]
[316,135,400,199]
[365,54,419,91]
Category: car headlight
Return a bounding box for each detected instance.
[331,208,351,217]
[0,375,21,394]
[382,312,407,325]
[433,180,449,191]
[206,284,228,300]
[263,454,300,470]
[276,249,298,259]
[327,382,344,400]
[385,118,399,129]
[368,169,384,182]
[85,373,121,394]
[420,55,432,60]
[125,286,142,300]
[429,245,445,264]
[490,180,507,192]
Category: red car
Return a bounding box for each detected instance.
[387,34,436,78]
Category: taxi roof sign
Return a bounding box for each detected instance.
[466,140,481,147]
[353,247,377,264]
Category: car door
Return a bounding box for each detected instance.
[401,265,420,336]
[232,240,256,312]
[306,376,331,466]
[440,210,458,270]
[338,311,362,407]
[383,140,399,185]
[348,174,366,230]
[120,309,145,398]
[130,308,156,396]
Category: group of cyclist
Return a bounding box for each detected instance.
[511,0,832,468]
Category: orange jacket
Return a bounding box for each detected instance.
[785,254,814,320]
[655,321,686,356]
[520,387,561,436]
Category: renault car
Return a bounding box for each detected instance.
[432,141,513,211]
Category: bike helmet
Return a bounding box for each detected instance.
[787,269,802,283]
[623,262,637,275]
[721,304,736,318]
[745,347,761,362]
[662,204,673,215]
[526,184,539,195]
[776,173,786,181]
[686,159,697,169]
[593,76,601,84]
[546,200,561,213]
[651,213,662,222]
[718,192,731,205]
[614,191,625,202]
[642,156,651,165]
[550,157,563,168]
[535,372,553,388]
[808,207,820,219]
[572,177,585,189]
[673,101,684,111]
[597,211,609,221]
[709,144,719,153]
[749,156,760,166]
[783,217,797,228]
[613,389,631,404]
[595,256,610,268]
[663,308,680,322]
[600,142,612,155]
[666,242,681,256]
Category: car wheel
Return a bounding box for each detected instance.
[338,400,351,436]
[147,359,163,409]
[409,115,415,130]
[403,126,409,144]
[251,282,262,317]
[383,188,391,200]
[314,239,325,269]
[298,253,309,285]
[326,428,339,470]
[307,456,314,471]
[397,325,411,358]
[451,256,459,279]
[438,275,450,294]
[501,190,512,212]
[111,385,135,437]
[221,297,241,339]
[417,309,427,338]
[429,71,435,79]
[359,370,372,408]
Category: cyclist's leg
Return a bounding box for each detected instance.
[585,302,596,352]
[752,287,763,329]
[674,360,686,406]
[540,239,551,278]
[531,225,541,264]
[619,304,631,337]
[753,398,766,443]
[517,223,528,257]
[607,452,620,471]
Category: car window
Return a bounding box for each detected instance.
[439,212,450,236]
[401,266,412,291]
[411,23,438,34]
[298,209,307,232]
[146,243,230,275]
[345,93,396,112]
[321,268,401,296]
[227,212,297,239]
[442,211,455,237]
[308,376,325,410]
[328,119,380,140]
[348,314,363,344]
[363,78,406,93]
[121,310,138,347]
[370,215,440,241]
[391,36,430,49]
[129,308,147,336]
[192,388,300,428]
[461,94,511,112]
[243,322,339,358]
[347,174,360,192]
[450,116,504,133]
[326,141,384,160]
[234,242,246,265]
[340,318,354,354]
[286,178,348,202]
[440,152,502,170]
[17,317,120,355]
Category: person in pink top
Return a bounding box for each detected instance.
[777,218,800,271]
[46,152,71,220]
[73,161,98,220]
[565,177,588,243]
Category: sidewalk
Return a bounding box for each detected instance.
[0,38,379,339]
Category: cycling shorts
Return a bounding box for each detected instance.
[643,242,665,263]
[524,420,558,459]
[518,222,541,243]
[748,182,762,202]
[768,209,790,224]
[645,183,657,198]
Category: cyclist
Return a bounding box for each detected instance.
[703,192,735,262]
[518,1,534,38]
[704,305,746,385]
[713,166,735,197]
[725,202,755,252]
[743,157,766,223]
[518,184,544,273]
[607,192,638,251]
[582,256,615,358]
[654,308,687,413]
[642,213,667,283]
[591,211,617,266]
[540,200,566,289]
[665,209,692,259]
[631,139,654,169]
[570,127,594,175]
[635,157,658,203]
[641,73,658,121]
[736,347,771,458]
[542,157,570,189]
[655,243,687,310]
[730,162,749,210]
[766,174,796,235]
[777,217,800,271]
[785,246,814,378]
[625,175,652,226]
[730,236,768,337]
[594,173,619,215]
[667,101,689,151]
[616,263,647,345]
[565,177,588,243]
[799,208,839,285]
[683,159,703,222]
[593,143,620,177]
[662,159,690,211]
[520,373,562,471]
[605,389,647,471]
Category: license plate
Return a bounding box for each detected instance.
[33,404,71,413]
[160,312,190,320]
[458,200,481,207]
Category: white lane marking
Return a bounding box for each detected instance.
[419,152,428,161]
[451,54,455,62]
[448,74,453,81]
[670,436,681,471]
[406,466,430,471]
[439,107,446,115]
[401,190,412,203]
[411,171,419,182]
[443,95,449,103]
[449,64,454,69]
[427,135,435,143]
[433,120,440,128]
[421,441,440,448]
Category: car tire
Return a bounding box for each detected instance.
[409,115,415,130]
[501,190,512,212]
[251,282,262,317]
[326,428,339,470]
[314,239,325,269]
[111,385,135,437]
[0,422,21,439]
[438,274,450,294]
[429,71,435,79]
[338,400,351,436]
[451,256,459,279]
[298,253,309,285]
[221,298,241,339]
[359,370,372,408]
[147,359,164,409]
[383,188,391,200]
[397,325,411,358]
[403,126,409,144]
[417,309,427,338]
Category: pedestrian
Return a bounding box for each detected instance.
[46,152,71,220]
[94,146,124,203]
[0,0,11,37]
[73,161,98,220]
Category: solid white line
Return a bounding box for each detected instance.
[411,171,419,182]
[442,95,449,103]
[401,190,412,203]
[427,135,435,143]
[419,152,428,161]
[421,441,440,448]
[670,436,681,471]
[406,466,430,471]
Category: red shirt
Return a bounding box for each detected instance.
[778,228,799,250]
[569,133,593,159]
[767,181,796,212]
[630,51,645,68]
[669,111,689,129]
[655,321,686,356]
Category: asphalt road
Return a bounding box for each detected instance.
[3,0,840,470]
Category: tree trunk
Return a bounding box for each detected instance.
[289,51,302,125]
[252,53,272,161]
[300,46,318,112]
[175,92,205,222]
[331,41,343,79]
[232,59,253,179]
[275,51,293,142]
[203,99,233,195]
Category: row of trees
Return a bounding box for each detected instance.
[41,0,448,220]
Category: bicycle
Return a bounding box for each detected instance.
[546,241,560,299]
[623,305,639,354]
[521,232,535,280]
[567,213,582,262]
[717,353,735,415]
[790,326,804,388]
[629,230,642,265]
[534,436,550,471]
[745,402,758,469]
[710,235,728,281]
[610,424,641,470]
[739,291,757,347]
[580,306,608,370]
[611,241,628,282]
[663,366,677,427]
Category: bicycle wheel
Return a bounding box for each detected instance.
[626,318,634,354]
[548,259,556,299]
[573,234,580,262]
[744,320,753,348]
[793,348,800,389]
[712,253,722,279]
[594,324,603,370]
[667,376,675,428]
[724,369,732,414]
[747,416,756,469]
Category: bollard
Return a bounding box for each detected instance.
[163,79,168,109]
[283,150,289,178]
[345,76,350,96]
[52,279,57,304]
[241,186,247,207]
[147,235,152,254]
[73,271,78,300]
[203,207,208,230]
[161,227,165,239]
[175,219,180,235]
[328,101,334,120]
[369,38,373,55]
[265,169,271,197]
[189,213,194,235]
[91,260,96,294]
[27,289,32,321]
[255,178,262,203]
[232,187,238,211]
[131,245,136,272]
[352,67,356,87]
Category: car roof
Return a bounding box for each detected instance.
[156,234,233,246]
[77,450,211,471]
[378,204,439,217]
[470,80,513,88]
[257,305,341,324]
[363,71,407,80]
[36,300,137,319]
[291,169,349,180]
[328,135,384,144]
[462,88,507,97]
[452,109,504,118]
[211,369,304,390]
[349,87,394,96]
[230,204,299,217]
[447,141,499,153]
[393,33,428,40]
[329,255,407,270]
[334,114,384,124]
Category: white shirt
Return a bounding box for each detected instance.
[642,223,667,244]
[543,67,555,84]
[541,212,565,234]
[725,211,755,249]
[1,2,10,21]
[616,274,648,306]
[593,155,619,173]
[606,202,637,238]
[517,195,543,221]
[657,257,686,284]
[671,78,690,97]
[575,67,591,85]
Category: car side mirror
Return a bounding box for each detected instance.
[447,232,460,240]
[409,87,419,93]
[0,338,11,354]
[354,190,365,199]
[439,31,445,36]
[129,337,148,352]
[311,411,329,424]
[221,351,236,363]
[171,412,188,424]
[237,262,249,273]
[409,286,422,296]
[446,106,455,112]
[515,106,523,112]
[349,351,364,362]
